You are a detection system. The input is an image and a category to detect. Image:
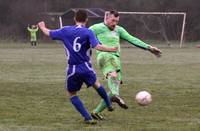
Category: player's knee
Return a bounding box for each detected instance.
[68,91,77,97]
[92,81,101,89]
[108,71,118,78]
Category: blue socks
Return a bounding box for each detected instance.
[96,85,112,108]
[70,86,111,120]
[70,96,91,121]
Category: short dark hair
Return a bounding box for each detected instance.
[108,10,119,17]
[75,9,88,22]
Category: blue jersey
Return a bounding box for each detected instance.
[50,25,99,65]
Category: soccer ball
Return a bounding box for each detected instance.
[135,91,152,106]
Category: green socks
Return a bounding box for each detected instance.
[93,92,113,113]
[93,77,120,113]
[108,76,119,95]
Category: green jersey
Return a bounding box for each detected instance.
[89,23,150,57]
[27,27,38,41]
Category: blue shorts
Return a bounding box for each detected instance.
[65,62,97,92]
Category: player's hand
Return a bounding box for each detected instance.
[37,21,50,36]
[148,45,162,57]
[38,21,46,29]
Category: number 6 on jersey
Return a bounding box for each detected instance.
[73,37,81,52]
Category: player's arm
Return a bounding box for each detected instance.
[35,25,39,31]
[119,27,162,57]
[27,26,31,31]
[38,21,50,36]
[95,44,118,52]
[38,21,64,40]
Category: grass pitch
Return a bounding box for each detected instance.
[0,42,200,131]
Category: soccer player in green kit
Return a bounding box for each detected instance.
[27,25,39,46]
[90,10,162,120]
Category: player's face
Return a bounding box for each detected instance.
[106,15,119,30]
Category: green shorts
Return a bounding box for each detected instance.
[97,52,122,81]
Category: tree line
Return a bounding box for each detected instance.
[0,0,200,41]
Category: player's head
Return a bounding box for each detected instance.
[74,9,88,24]
[104,10,119,30]
[32,25,36,28]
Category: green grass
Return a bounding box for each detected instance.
[0,42,200,131]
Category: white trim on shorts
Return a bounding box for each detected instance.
[85,62,95,74]
[67,65,76,79]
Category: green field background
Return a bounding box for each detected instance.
[0,42,200,131]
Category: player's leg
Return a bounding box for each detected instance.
[68,91,96,124]
[93,70,128,110]
[92,71,128,118]
[91,91,113,120]
[66,66,96,124]
[91,54,117,119]
[107,71,119,96]
[91,75,121,120]
[91,73,118,118]
[92,54,127,117]
[107,57,128,109]
[92,81,113,112]
[82,62,113,111]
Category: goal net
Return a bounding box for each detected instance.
[117,12,186,48]
[59,9,186,48]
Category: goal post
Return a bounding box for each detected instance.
[118,11,187,48]
[59,16,63,28]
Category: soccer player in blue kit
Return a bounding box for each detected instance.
[38,9,117,124]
